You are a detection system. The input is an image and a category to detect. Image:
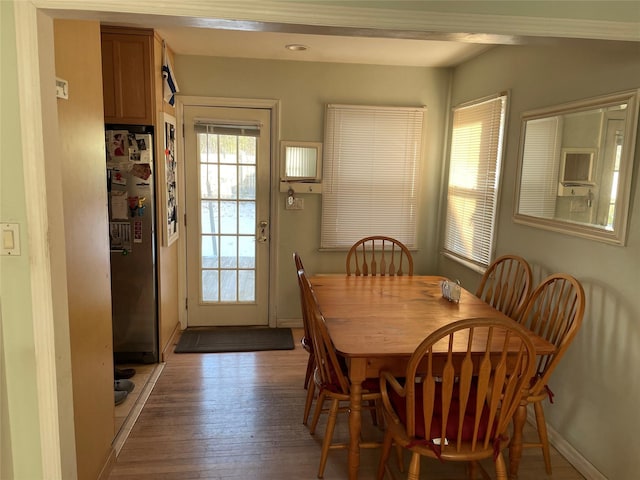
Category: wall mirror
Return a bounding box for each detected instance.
[280,141,322,182]
[514,89,639,245]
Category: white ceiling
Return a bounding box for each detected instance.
[155,26,494,68]
[51,0,639,69]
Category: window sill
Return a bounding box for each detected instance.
[440,251,487,275]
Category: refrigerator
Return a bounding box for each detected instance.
[106,125,159,364]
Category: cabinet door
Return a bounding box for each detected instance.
[101,29,154,125]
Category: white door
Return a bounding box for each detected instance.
[183,105,271,326]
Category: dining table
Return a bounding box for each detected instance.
[309,274,554,480]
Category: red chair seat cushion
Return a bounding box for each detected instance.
[319,354,380,394]
[389,381,492,444]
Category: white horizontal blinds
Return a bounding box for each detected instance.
[321,104,425,249]
[443,94,507,268]
[194,119,261,137]
[518,116,561,217]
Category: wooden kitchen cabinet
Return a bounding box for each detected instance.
[101,26,155,125]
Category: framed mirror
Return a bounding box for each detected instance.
[280,141,323,182]
[514,89,639,245]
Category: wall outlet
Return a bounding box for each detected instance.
[285,197,304,210]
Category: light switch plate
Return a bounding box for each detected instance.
[1,223,21,256]
[285,197,304,210]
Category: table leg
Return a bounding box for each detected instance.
[509,400,527,479]
[347,358,367,480]
[348,381,363,480]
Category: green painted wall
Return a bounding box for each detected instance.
[441,41,640,479]
[0,1,43,479]
[176,55,451,320]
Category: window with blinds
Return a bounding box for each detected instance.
[443,93,508,269]
[321,104,425,249]
[518,116,561,218]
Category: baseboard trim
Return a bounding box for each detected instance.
[277,317,303,329]
[112,363,165,457]
[162,322,181,362]
[97,447,116,480]
[526,410,606,480]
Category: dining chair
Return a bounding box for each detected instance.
[476,254,533,320]
[346,236,413,276]
[297,267,382,478]
[293,252,317,425]
[517,273,585,474]
[376,317,536,480]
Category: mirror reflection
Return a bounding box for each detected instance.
[280,141,323,182]
[514,90,639,245]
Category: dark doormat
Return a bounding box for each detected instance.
[174,327,295,353]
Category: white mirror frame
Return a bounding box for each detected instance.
[513,89,640,246]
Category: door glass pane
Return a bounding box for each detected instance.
[202,270,219,302]
[220,164,237,199]
[238,236,255,268]
[220,236,237,268]
[238,165,256,199]
[219,135,237,163]
[199,133,218,162]
[239,136,256,164]
[220,201,237,234]
[201,236,219,268]
[238,270,255,301]
[201,200,218,234]
[197,130,258,304]
[239,202,255,234]
[201,164,218,198]
[220,270,237,301]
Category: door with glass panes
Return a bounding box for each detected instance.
[184,105,271,326]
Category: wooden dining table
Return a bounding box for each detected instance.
[309,274,554,480]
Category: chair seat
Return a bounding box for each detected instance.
[314,363,380,394]
[389,381,494,447]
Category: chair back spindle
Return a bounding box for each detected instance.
[346,236,413,276]
[476,254,533,320]
[377,317,536,479]
[519,273,585,396]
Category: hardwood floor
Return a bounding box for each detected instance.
[107,328,585,480]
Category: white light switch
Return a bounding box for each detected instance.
[1,223,20,256]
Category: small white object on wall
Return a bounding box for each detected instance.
[55,77,68,99]
[1,223,21,256]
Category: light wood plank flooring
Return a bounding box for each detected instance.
[107,328,585,480]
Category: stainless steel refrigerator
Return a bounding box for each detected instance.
[106,125,158,364]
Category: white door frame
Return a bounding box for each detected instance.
[176,96,280,329]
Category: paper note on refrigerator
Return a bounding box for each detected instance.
[110,222,131,252]
[107,130,129,160]
[111,190,129,220]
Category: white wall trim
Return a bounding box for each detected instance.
[13,1,63,478]
[32,0,640,43]
[526,410,607,480]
